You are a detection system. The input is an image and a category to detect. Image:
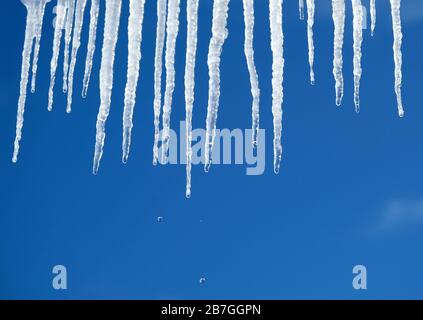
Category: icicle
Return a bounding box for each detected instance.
[352,0,363,112]
[160,0,181,163]
[152,0,168,165]
[92,0,122,174]
[47,0,67,111]
[242,0,260,147]
[122,0,146,163]
[370,0,376,36]
[204,0,230,172]
[13,0,49,163]
[82,0,100,98]
[62,0,76,94]
[306,0,315,85]
[30,0,50,93]
[184,0,199,198]
[331,0,345,106]
[269,0,284,174]
[299,0,304,20]
[389,0,404,117]
[66,0,88,113]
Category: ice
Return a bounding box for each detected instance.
[13,0,50,163]
[92,0,122,174]
[47,0,67,111]
[66,0,88,113]
[351,0,363,112]
[152,0,168,166]
[204,0,230,172]
[370,0,376,36]
[332,0,345,106]
[184,0,199,198]
[30,0,50,93]
[122,0,146,163]
[389,0,404,117]
[299,0,304,20]
[306,0,315,85]
[82,0,100,98]
[62,0,76,94]
[160,0,181,163]
[269,0,284,174]
[243,0,260,148]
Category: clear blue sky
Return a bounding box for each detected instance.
[1,0,423,299]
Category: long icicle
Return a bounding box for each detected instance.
[370,0,376,36]
[299,0,304,20]
[63,0,76,94]
[242,0,260,147]
[82,0,100,98]
[160,0,181,163]
[30,0,50,93]
[306,0,315,85]
[389,0,404,117]
[352,0,363,112]
[47,0,67,111]
[92,0,122,174]
[331,0,345,106]
[66,0,88,113]
[13,0,49,163]
[122,0,146,163]
[269,0,284,174]
[152,0,168,165]
[204,0,230,172]
[184,0,199,198]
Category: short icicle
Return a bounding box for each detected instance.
[351,0,363,112]
[299,0,304,20]
[370,0,376,36]
[306,0,315,85]
[92,0,122,174]
[66,0,88,113]
[82,0,100,98]
[30,0,50,93]
[62,0,76,94]
[389,0,404,117]
[331,0,345,106]
[47,0,67,111]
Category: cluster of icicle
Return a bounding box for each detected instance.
[14,0,405,197]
